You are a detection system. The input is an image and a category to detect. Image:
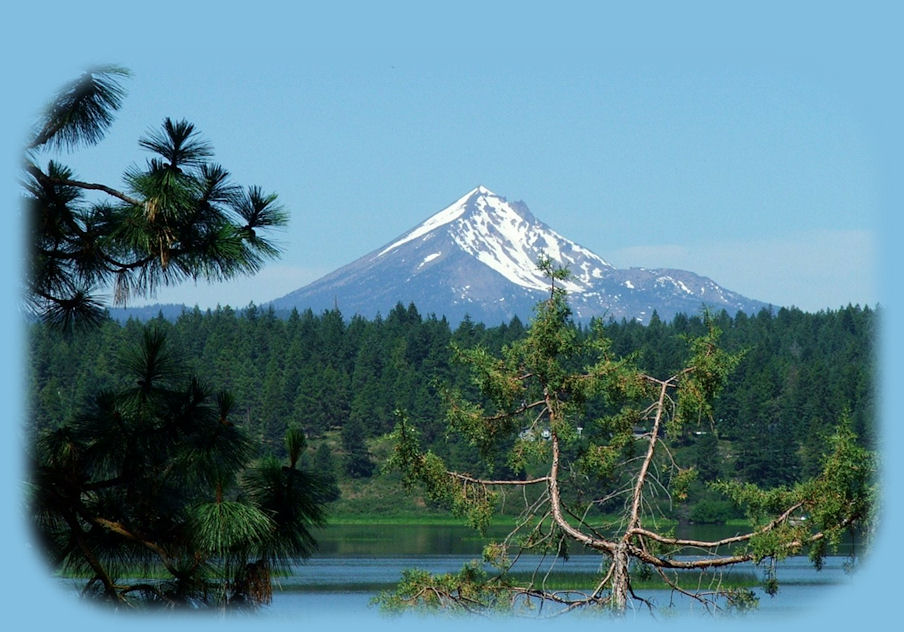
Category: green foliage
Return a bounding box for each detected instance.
[189,501,274,557]
[310,443,342,502]
[240,454,328,562]
[285,424,307,468]
[714,414,876,566]
[30,65,131,151]
[30,328,327,608]
[385,416,449,499]
[24,67,286,329]
[670,467,698,502]
[341,415,375,478]
[23,68,333,611]
[689,498,738,524]
[387,412,501,533]
[28,300,876,495]
[25,240,877,615]
[672,316,743,433]
[374,562,506,614]
[379,261,877,616]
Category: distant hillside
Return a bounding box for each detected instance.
[106,303,193,323]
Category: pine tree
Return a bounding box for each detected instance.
[24,67,330,610]
[311,443,342,502]
[31,328,328,607]
[382,259,876,615]
[24,66,286,329]
[341,415,375,479]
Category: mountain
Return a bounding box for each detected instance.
[268,186,770,325]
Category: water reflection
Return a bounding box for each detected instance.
[310,522,858,557]
[269,554,856,619]
[276,523,858,618]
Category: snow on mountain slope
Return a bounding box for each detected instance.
[377,186,613,294]
[268,186,770,324]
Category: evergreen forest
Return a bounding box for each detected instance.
[27,302,877,524]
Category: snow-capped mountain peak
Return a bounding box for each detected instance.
[378,186,614,293]
[269,187,769,325]
[376,186,482,256]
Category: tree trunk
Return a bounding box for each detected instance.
[611,540,629,613]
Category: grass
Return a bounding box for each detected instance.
[319,433,758,532]
[322,511,754,532]
[320,470,755,531]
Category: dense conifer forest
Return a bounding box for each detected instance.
[27,302,876,522]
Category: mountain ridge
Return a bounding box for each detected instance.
[267,186,770,325]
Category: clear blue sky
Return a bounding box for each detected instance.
[4,6,888,314]
[2,3,902,632]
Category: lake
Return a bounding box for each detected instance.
[257,522,862,621]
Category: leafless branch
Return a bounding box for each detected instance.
[629,380,670,529]
[449,472,550,487]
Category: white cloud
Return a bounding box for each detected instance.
[609,229,878,312]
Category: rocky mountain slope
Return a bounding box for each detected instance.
[269,186,769,324]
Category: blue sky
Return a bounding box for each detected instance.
[3,3,902,632]
[6,9,885,314]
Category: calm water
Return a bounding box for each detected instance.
[258,523,861,620]
[51,522,861,621]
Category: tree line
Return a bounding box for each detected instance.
[28,301,877,496]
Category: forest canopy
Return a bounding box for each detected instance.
[28,301,876,496]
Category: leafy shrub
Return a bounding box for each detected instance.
[690,499,738,524]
